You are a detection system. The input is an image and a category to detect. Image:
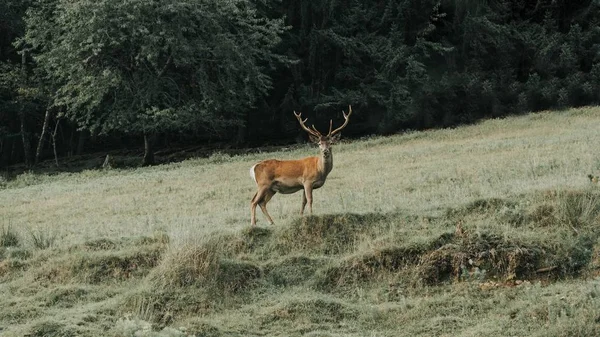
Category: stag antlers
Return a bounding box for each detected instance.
[293,105,353,139]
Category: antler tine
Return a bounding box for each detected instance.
[294,110,321,137]
[329,105,353,136]
[310,125,322,136]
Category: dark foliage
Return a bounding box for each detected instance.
[1,0,599,167]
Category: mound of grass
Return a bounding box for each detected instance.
[34,241,165,285]
[273,213,389,255]
[148,238,261,294]
[222,226,272,257]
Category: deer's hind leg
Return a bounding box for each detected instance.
[251,186,275,226]
[258,189,275,225]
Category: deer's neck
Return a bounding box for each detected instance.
[318,150,333,177]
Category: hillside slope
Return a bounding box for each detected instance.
[1,107,600,336]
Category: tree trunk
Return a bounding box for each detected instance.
[35,108,51,165]
[236,122,247,145]
[20,50,31,167]
[52,118,60,167]
[76,130,88,155]
[20,109,31,167]
[143,132,156,166]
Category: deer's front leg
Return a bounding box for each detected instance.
[303,184,313,215]
[300,188,307,215]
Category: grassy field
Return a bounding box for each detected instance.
[1,107,600,336]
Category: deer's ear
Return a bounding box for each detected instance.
[330,133,341,143]
[309,134,320,144]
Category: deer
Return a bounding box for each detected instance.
[249,105,352,226]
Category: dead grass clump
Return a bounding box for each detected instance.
[416,248,457,285]
[527,204,555,227]
[275,213,386,255]
[452,231,543,280]
[414,243,544,285]
[0,247,31,278]
[0,258,28,278]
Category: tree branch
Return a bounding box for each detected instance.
[157,52,173,78]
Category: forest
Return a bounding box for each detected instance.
[1,0,599,167]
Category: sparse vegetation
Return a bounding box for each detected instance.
[29,228,57,250]
[1,107,600,336]
[0,225,19,247]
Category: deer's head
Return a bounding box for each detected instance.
[294,105,352,156]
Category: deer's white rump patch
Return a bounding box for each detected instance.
[250,164,257,183]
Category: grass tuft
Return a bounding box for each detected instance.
[30,229,57,250]
[0,225,19,247]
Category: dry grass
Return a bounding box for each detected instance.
[1,107,600,336]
